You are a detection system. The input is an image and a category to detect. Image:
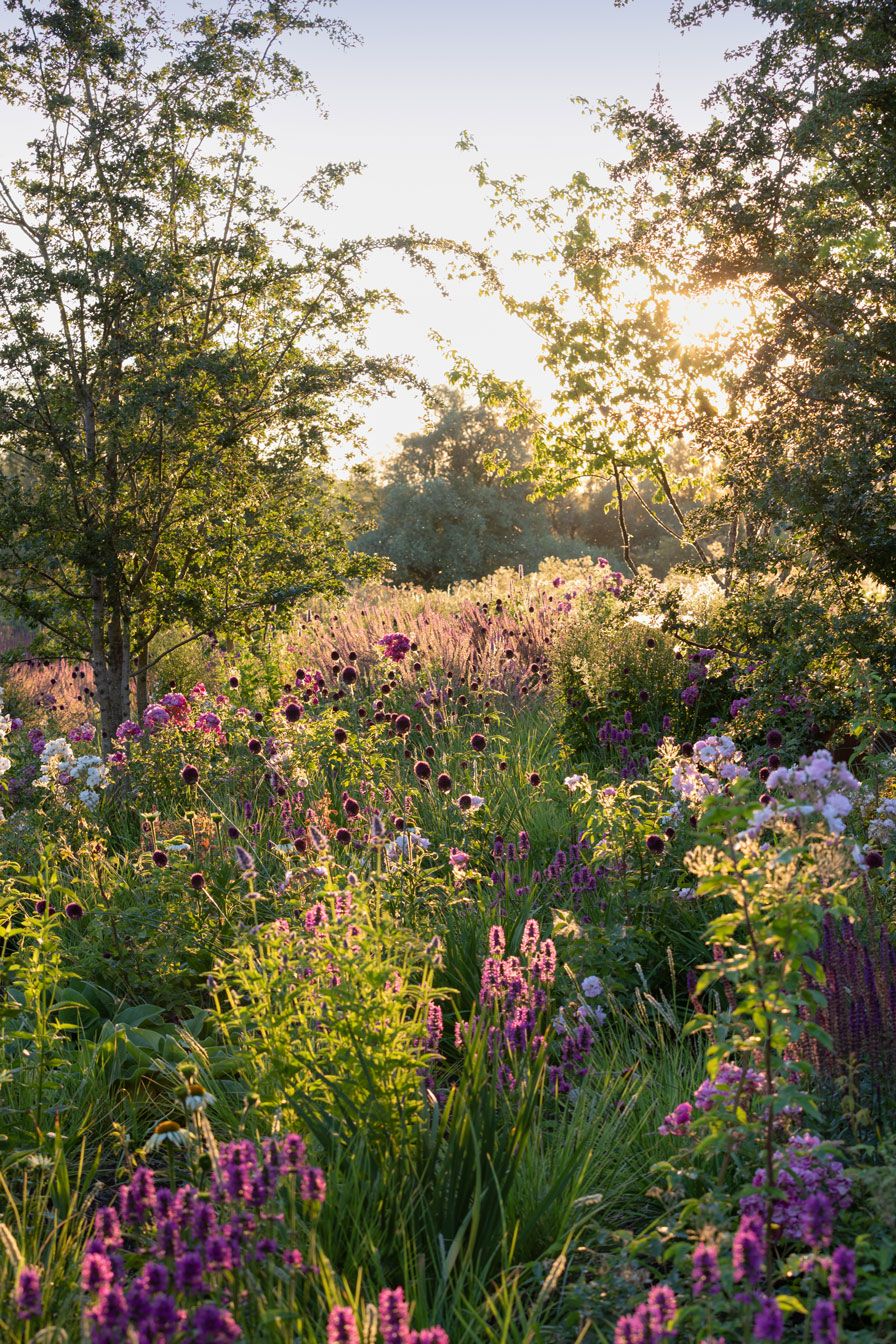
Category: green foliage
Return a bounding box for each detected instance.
[358,388,591,587]
[0,0,408,738]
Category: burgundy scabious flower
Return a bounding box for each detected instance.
[343,796,360,818]
[414,760,431,782]
[65,901,84,919]
[14,1265,42,1320]
[284,702,302,723]
[335,827,351,844]
[327,1307,360,1343]
[190,872,206,891]
[470,732,486,752]
[864,849,884,868]
[334,726,348,744]
[645,833,666,855]
[395,714,411,735]
[528,771,541,787]
[766,728,783,749]
[181,763,199,786]
[248,737,262,753]
[436,771,452,792]
[341,666,357,685]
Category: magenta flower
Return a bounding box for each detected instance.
[14,1264,42,1320]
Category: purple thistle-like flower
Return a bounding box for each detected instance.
[327,1306,361,1344]
[753,1297,784,1342]
[89,1283,129,1330]
[379,1287,411,1344]
[138,1261,169,1293]
[802,1192,834,1248]
[412,1331,450,1344]
[811,1299,838,1344]
[279,1133,308,1171]
[174,1249,205,1295]
[691,1242,721,1297]
[189,1302,242,1343]
[299,1166,326,1202]
[425,1002,443,1053]
[647,1284,677,1338]
[829,1244,856,1301]
[149,1292,180,1338]
[14,1264,42,1320]
[733,1215,765,1286]
[82,1251,115,1294]
[613,1305,649,1344]
[520,918,540,958]
[93,1206,122,1247]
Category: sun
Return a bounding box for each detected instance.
[666,286,754,348]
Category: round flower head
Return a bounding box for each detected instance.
[181,763,199,786]
[645,833,666,855]
[341,666,357,685]
[470,732,486,752]
[284,702,302,723]
[65,901,84,919]
[395,714,411,735]
[414,760,432,782]
[334,726,348,744]
[190,872,205,891]
[248,737,262,753]
[766,728,783,749]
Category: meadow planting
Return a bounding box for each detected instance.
[0,560,895,1343]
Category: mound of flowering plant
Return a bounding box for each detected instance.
[78,1136,324,1343]
[450,919,604,1095]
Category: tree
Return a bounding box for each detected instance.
[357,387,590,586]
[607,0,896,585]
[0,0,415,741]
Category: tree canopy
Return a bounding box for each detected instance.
[0,0,417,737]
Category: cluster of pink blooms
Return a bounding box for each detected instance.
[680,648,716,709]
[67,721,96,743]
[613,1283,677,1343]
[74,1135,324,1343]
[327,1287,448,1343]
[451,921,596,1093]
[123,689,228,743]
[740,1132,852,1243]
[377,633,412,663]
[748,750,860,837]
[659,1063,768,1136]
[670,736,749,807]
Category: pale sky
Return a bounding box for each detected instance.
[0,0,761,471]
[259,0,761,470]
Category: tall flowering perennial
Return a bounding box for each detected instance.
[80,1135,324,1343]
[33,736,110,809]
[453,921,599,1093]
[0,682,12,823]
[659,1063,768,1137]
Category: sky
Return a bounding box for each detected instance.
[258,0,761,470]
[0,0,762,471]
